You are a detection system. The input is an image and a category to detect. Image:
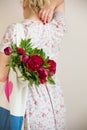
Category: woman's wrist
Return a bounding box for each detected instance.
[50,0,64,11]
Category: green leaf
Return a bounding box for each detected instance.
[20,39,32,49]
[45,56,49,62]
[29,78,34,86]
[47,76,55,85]
[20,39,26,48]
[11,43,17,52]
[12,53,18,57]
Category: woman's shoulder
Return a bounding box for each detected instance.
[50,10,66,33]
[6,22,17,30]
[52,10,66,23]
[7,21,24,31]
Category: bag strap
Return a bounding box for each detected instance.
[16,23,25,46]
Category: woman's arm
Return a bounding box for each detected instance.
[55,1,65,14]
[0,24,15,82]
[0,52,10,82]
[50,0,64,11]
[39,0,64,24]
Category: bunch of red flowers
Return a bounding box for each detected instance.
[4,39,56,86]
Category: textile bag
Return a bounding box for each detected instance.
[0,24,28,130]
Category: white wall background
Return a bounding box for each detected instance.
[0,0,87,130]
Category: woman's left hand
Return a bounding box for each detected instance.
[39,5,54,24]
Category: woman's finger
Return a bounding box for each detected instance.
[40,10,47,22]
[44,9,50,23]
[39,8,46,21]
[47,11,54,23]
[39,6,54,24]
[39,9,43,19]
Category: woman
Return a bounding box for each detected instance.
[0,0,66,130]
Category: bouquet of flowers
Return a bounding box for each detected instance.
[4,39,56,86]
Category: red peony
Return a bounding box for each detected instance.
[22,54,29,63]
[4,47,13,55]
[47,59,56,74]
[26,55,44,71]
[17,48,25,55]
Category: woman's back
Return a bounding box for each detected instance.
[0,11,66,61]
[22,11,65,58]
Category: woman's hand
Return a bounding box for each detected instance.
[39,0,64,24]
[39,5,55,24]
[0,52,10,82]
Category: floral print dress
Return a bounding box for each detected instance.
[0,11,66,130]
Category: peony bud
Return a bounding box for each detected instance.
[22,54,29,63]
[17,48,25,55]
[4,47,12,55]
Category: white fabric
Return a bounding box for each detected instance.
[16,23,25,46]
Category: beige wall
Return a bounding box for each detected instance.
[0,0,23,39]
[0,0,87,130]
[62,0,87,130]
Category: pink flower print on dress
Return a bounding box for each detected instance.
[4,78,13,102]
[42,113,46,117]
[51,44,54,48]
[29,112,32,116]
[5,39,9,43]
[34,100,38,105]
[55,22,59,28]
[45,43,48,46]
[55,110,59,114]
[60,105,64,108]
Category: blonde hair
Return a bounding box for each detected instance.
[24,0,51,13]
